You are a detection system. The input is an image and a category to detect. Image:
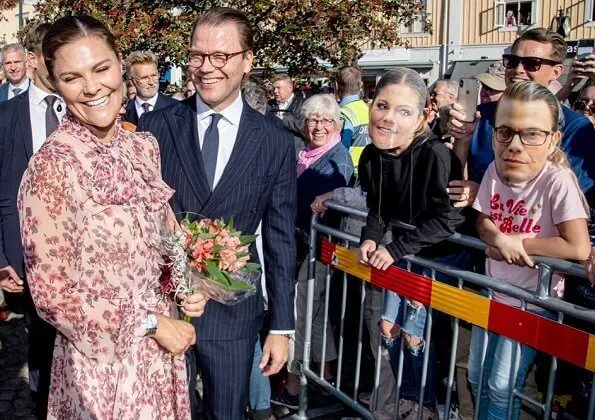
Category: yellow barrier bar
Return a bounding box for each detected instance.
[430,281,490,329]
[330,246,372,282]
[586,335,595,373]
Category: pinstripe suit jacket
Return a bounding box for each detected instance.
[137,96,296,340]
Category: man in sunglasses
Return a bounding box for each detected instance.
[574,84,595,127]
[447,27,595,211]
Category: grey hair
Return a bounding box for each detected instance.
[375,68,428,114]
[433,79,458,97]
[299,94,342,134]
[1,43,26,59]
[241,79,268,115]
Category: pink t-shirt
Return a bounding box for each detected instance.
[472,161,589,308]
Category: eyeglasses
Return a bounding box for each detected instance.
[133,74,159,85]
[188,50,248,68]
[574,100,595,115]
[502,54,561,72]
[493,126,553,146]
[306,118,335,128]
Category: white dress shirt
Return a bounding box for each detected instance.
[277,94,295,111]
[8,78,30,100]
[195,93,243,190]
[195,93,293,335]
[135,93,159,118]
[28,82,66,154]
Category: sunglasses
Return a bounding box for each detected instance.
[502,54,561,72]
[575,100,595,115]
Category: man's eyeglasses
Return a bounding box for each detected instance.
[502,54,561,72]
[306,118,335,128]
[574,100,595,115]
[188,50,248,69]
[493,126,553,146]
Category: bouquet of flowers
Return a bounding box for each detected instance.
[160,217,260,310]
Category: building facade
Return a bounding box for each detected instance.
[0,1,37,48]
[356,0,595,91]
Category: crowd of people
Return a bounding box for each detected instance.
[0,5,594,420]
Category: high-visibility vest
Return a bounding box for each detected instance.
[340,99,371,168]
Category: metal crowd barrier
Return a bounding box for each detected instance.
[297,200,595,420]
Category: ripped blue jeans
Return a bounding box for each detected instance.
[382,290,437,407]
[379,253,468,408]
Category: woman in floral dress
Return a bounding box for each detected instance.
[18,15,196,419]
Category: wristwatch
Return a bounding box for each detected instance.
[144,313,158,337]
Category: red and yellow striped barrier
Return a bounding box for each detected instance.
[319,240,595,373]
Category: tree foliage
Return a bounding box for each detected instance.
[28,0,430,77]
[0,0,17,10]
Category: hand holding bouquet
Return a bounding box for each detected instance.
[160,217,260,314]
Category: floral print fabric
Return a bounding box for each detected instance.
[18,114,190,419]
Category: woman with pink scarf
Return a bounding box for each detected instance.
[271,94,353,409]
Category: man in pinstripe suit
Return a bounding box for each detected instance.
[137,7,296,419]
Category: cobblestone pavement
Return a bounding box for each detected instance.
[0,317,36,419]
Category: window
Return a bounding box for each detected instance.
[585,1,595,24]
[495,0,536,29]
[399,0,431,36]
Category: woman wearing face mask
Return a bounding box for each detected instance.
[468,82,591,420]
[18,16,196,419]
[357,68,465,419]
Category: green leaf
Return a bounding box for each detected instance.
[228,217,234,232]
[235,252,250,259]
[198,233,217,239]
[205,260,232,287]
[239,235,258,246]
[244,262,261,271]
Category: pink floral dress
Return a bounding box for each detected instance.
[18,114,191,419]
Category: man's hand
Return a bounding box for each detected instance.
[447,180,480,208]
[179,292,209,318]
[0,265,24,293]
[152,314,196,356]
[570,56,595,82]
[446,103,481,142]
[260,333,289,377]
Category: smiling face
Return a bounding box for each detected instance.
[493,97,560,184]
[369,84,424,154]
[130,61,159,100]
[305,113,340,148]
[505,40,564,86]
[51,36,123,141]
[2,49,27,86]
[189,22,253,112]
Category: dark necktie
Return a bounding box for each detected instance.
[13,88,22,97]
[202,114,222,190]
[44,96,60,137]
[141,102,151,115]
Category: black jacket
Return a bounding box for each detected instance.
[123,92,177,125]
[359,134,465,261]
[267,96,306,154]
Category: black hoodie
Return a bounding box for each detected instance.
[359,133,465,261]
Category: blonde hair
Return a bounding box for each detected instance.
[497,81,589,213]
[124,50,158,76]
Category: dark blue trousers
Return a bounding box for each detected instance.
[188,334,257,419]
